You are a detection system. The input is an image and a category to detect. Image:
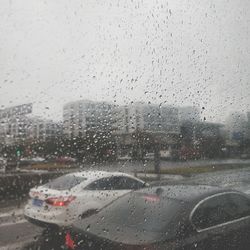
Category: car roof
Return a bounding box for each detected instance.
[137,184,235,203]
[66,170,141,182]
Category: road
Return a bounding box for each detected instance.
[0,221,42,250]
[2,158,249,176]
[1,166,250,249]
[177,167,250,194]
[80,158,250,172]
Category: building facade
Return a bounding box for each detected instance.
[0,104,62,145]
[178,106,200,123]
[0,116,32,145]
[226,112,248,141]
[63,100,115,138]
[114,102,180,159]
[29,117,62,141]
[114,102,180,134]
[180,121,225,159]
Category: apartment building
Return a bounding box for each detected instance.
[114,102,180,134]
[178,106,200,123]
[0,104,62,145]
[63,100,114,138]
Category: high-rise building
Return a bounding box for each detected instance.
[114,102,180,134]
[0,104,33,145]
[0,116,32,145]
[178,106,200,123]
[113,102,180,159]
[226,112,247,141]
[0,104,62,145]
[63,100,115,138]
[29,117,62,141]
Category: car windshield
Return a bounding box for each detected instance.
[43,175,86,190]
[96,192,182,233]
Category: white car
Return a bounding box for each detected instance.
[24,170,147,227]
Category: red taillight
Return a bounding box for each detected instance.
[45,196,76,207]
[65,232,76,249]
[144,195,160,202]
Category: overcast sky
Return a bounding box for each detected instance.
[0,0,249,122]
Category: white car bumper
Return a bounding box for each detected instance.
[24,201,77,227]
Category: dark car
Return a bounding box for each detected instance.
[65,185,250,250]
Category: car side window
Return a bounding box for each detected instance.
[191,194,233,230]
[124,177,145,190]
[227,193,250,220]
[114,177,144,190]
[85,177,117,190]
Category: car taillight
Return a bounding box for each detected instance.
[143,195,160,202]
[45,196,76,207]
[65,232,76,249]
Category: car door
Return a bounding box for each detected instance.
[189,192,250,250]
[201,193,250,250]
[176,196,225,250]
[221,193,250,250]
[187,194,231,250]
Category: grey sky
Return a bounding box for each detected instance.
[0,0,249,122]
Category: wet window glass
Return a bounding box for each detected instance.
[228,194,250,219]
[85,177,117,190]
[114,177,145,190]
[0,0,250,249]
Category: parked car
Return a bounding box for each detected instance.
[24,171,147,228]
[31,157,46,163]
[56,156,77,164]
[20,157,46,165]
[45,155,58,163]
[65,184,250,250]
